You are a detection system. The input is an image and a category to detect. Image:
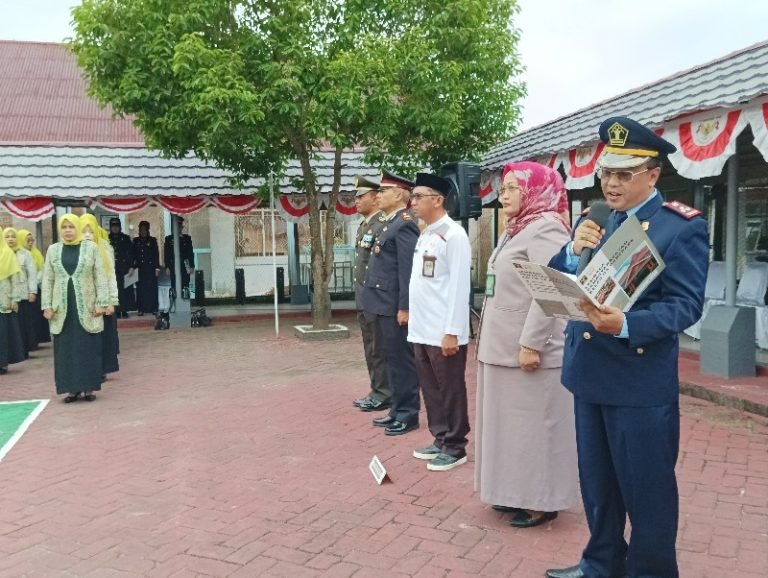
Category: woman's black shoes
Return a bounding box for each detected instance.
[508,510,558,528]
[63,392,82,403]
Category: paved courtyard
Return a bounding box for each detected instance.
[0,317,766,577]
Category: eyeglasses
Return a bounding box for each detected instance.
[411,193,441,201]
[597,167,651,183]
[499,185,523,195]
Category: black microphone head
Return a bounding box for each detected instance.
[585,201,611,228]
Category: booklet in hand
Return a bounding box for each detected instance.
[510,215,665,321]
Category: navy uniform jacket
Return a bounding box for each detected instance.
[132,235,160,273]
[549,193,709,407]
[361,208,420,317]
[354,211,387,310]
[164,234,194,271]
[109,232,134,276]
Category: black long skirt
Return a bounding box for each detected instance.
[102,313,120,374]
[136,270,158,314]
[53,280,103,394]
[33,291,51,343]
[0,312,25,369]
[17,300,39,355]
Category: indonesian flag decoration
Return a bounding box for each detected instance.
[664,108,748,179]
[335,192,359,221]
[0,198,55,221]
[209,194,262,214]
[562,143,604,190]
[745,96,768,164]
[90,197,151,213]
[277,193,310,223]
[479,170,501,205]
[155,196,209,215]
[533,153,561,170]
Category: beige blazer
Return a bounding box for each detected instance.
[477,215,570,369]
[41,241,111,335]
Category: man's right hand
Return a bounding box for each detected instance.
[572,219,605,256]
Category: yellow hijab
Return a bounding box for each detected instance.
[79,214,112,274]
[16,230,44,271]
[3,227,20,253]
[58,213,83,246]
[0,227,22,281]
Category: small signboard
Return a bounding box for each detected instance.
[369,455,391,485]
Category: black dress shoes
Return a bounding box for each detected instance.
[372,415,395,427]
[353,396,371,408]
[545,566,584,578]
[384,420,418,436]
[359,399,391,412]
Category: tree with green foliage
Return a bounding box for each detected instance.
[71,0,525,329]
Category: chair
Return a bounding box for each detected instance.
[736,262,768,349]
[684,261,726,340]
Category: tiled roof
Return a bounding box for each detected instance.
[483,40,768,170]
[0,41,142,145]
[0,146,379,198]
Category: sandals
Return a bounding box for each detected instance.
[64,392,82,403]
[508,510,558,528]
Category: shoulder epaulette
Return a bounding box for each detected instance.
[663,200,701,219]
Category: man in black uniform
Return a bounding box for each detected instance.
[132,220,160,316]
[362,170,421,436]
[352,175,391,412]
[108,218,136,318]
[164,217,195,299]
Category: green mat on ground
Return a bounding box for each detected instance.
[0,400,49,462]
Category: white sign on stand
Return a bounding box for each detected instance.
[369,455,392,485]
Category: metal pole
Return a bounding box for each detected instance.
[270,172,279,337]
[725,156,739,306]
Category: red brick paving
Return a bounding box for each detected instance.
[0,318,766,577]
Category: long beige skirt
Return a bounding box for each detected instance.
[474,361,579,511]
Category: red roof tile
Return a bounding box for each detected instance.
[0,40,143,145]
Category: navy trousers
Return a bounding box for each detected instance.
[575,398,680,578]
[377,315,420,425]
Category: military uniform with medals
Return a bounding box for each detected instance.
[352,176,391,411]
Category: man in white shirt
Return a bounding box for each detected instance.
[407,172,472,471]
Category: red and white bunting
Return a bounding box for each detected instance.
[0,198,55,221]
[665,108,748,179]
[479,170,501,205]
[277,194,310,223]
[90,196,151,213]
[335,192,359,221]
[155,196,209,215]
[745,96,768,164]
[533,153,562,170]
[209,194,262,214]
[562,143,604,189]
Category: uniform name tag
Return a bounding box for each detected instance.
[360,233,374,249]
[422,255,436,278]
[485,273,496,297]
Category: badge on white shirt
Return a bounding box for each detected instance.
[422,254,436,278]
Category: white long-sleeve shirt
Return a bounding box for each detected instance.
[16,248,38,297]
[407,213,471,346]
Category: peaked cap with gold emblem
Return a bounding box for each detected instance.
[354,175,381,197]
[380,170,415,191]
[598,116,677,169]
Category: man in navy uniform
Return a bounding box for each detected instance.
[545,117,709,578]
[352,175,391,412]
[164,217,195,298]
[362,170,421,435]
[108,217,135,318]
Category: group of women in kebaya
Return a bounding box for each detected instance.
[0,214,120,402]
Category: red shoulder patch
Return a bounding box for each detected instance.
[663,200,702,219]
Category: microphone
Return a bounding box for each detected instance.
[576,201,610,275]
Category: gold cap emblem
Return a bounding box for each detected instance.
[608,122,629,147]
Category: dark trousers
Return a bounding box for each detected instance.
[575,398,680,578]
[377,315,420,425]
[413,343,469,457]
[357,310,391,403]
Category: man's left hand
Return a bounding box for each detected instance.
[441,334,459,357]
[397,310,409,326]
[579,299,625,335]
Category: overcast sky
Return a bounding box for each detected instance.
[2,0,767,131]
